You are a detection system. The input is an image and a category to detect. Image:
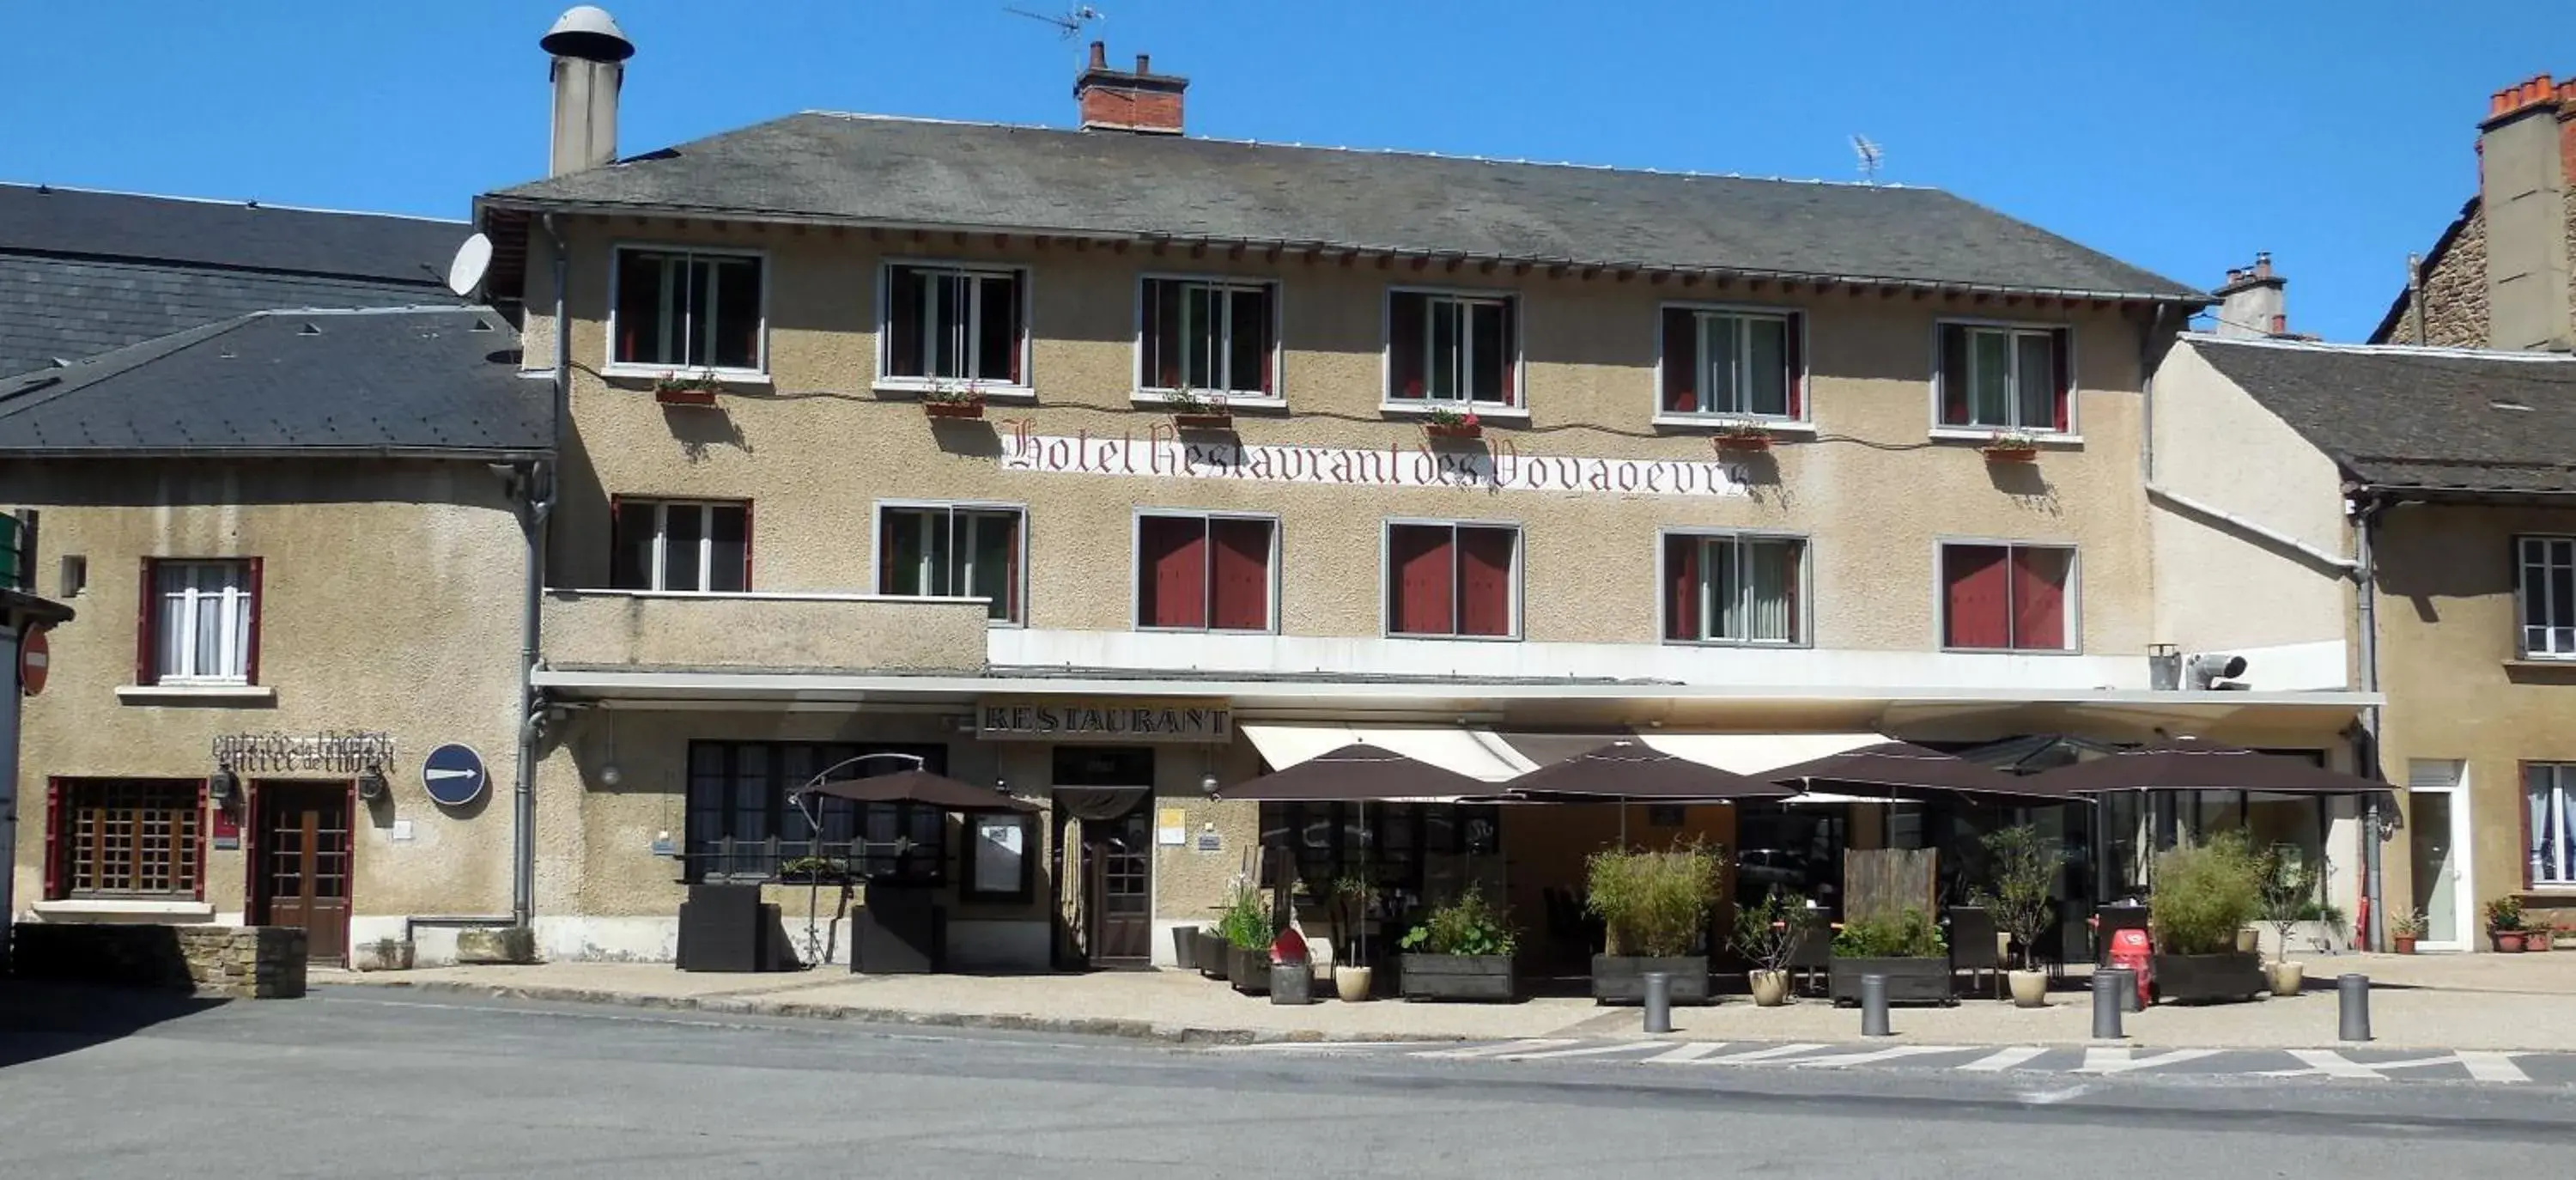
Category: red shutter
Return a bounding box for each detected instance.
[2050,327,2073,432]
[739,500,756,591]
[1664,533,1700,641]
[1785,314,1807,418]
[1938,324,1971,426]
[1456,526,1516,637]
[999,273,1026,385]
[1942,545,2010,648]
[1245,286,1276,396]
[886,266,922,377]
[195,781,209,901]
[1496,303,1518,407]
[1146,279,1182,389]
[135,557,155,686]
[1001,512,1024,623]
[875,509,897,593]
[244,557,264,685]
[1662,308,1698,412]
[1209,519,1273,630]
[613,251,658,364]
[1388,525,1454,635]
[2010,547,2069,651]
[1138,515,1207,628]
[1388,292,1426,399]
[42,779,61,900]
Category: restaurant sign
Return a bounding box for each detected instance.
[999,425,1749,499]
[976,698,1233,744]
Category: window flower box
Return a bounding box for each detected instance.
[1422,408,1484,441]
[1163,388,1233,430]
[1173,412,1233,430]
[653,374,724,407]
[921,382,990,420]
[1981,431,2040,462]
[1711,421,1773,453]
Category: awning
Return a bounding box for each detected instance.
[1500,740,1795,803]
[1215,745,1492,803]
[2032,737,2396,798]
[1632,731,1890,776]
[1767,741,2083,803]
[1239,722,1535,783]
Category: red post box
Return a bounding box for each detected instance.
[2108,927,2154,1007]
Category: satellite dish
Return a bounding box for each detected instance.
[447,233,493,297]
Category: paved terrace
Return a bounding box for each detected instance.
[325,949,2576,1052]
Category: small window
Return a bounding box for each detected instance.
[1386,522,1518,638]
[1388,291,1517,406]
[1941,543,2074,652]
[1663,533,1804,644]
[611,247,764,373]
[883,264,1027,386]
[1141,278,1276,397]
[52,780,203,899]
[59,554,87,599]
[1662,308,1801,418]
[145,558,257,685]
[1938,324,2069,432]
[2530,763,2576,887]
[2518,536,2575,660]
[1136,514,1275,631]
[611,501,750,593]
[878,504,1025,623]
[966,813,1035,902]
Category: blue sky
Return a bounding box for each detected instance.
[3,1,2567,340]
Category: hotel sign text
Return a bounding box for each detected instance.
[976,698,1234,744]
[999,426,1748,498]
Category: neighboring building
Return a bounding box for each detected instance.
[461,17,2372,969]
[2,514,75,965]
[2372,75,2576,350]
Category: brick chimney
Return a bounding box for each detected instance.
[1076,41,1187,135]
[2212,252,2287,339]
[2477,75,2576,350]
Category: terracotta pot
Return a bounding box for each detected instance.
[2392,934,2417,955]
[1748,969,1789,1007]
[2008,970,2049,1008]
[1336,964,1375,1002]
[2266,960,2306,997]
[2492,931,2526,953]
[2524,928,2554,952]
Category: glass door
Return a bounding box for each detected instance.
[2406,760,2470,952]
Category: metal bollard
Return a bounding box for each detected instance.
[1642,970,1674,1034]
[2114,967,2141,1013]
[2337,973,2372,1043]
[1860,973,1892,1037]
[2092,970,2126,1039]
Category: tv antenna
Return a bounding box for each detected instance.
[1851,135,1884,184]
[1005,4,1105,40]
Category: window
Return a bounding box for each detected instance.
[2530,763,2576,886]
[51,780,202,899]
[1141,278,1275,397]
[143,559,257,685]
[882,263,1027,386]
[1938,323,2069,432]
[1136,514,1275,631]
[1663,532,1804,644]
[683,742,948,885]
[2518,536,2575,659]
[1388,291,1517,406]
[611,501,750,593]
[611,247,763,373]
[1941,543,2073,651]
[1385,522,1517,638]
[878,505,1025,623]
[1662,308,1801,418]
[966,814,1036,901]
[1257,801,1501,894]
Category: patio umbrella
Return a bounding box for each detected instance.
[2030,737,2395,799]
[1214,743,1494,803]
[799,769,1040,813]
[1766,741,2085,804]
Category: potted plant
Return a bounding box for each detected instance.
[1165,386,1232,430]
[2148,833,2266,1002]
[2389,908,2426,955]
[1710,418,1773,453]
[1974,824,2065,1008]
[1195,921,1229,981]
[1420,404,1482,441]
[1330,873,1376,1002]
[1584,838,1723,1005]
[652,371,724,406]
[2257,843,2321,997]
[1217,881,1273,994]
[2486,896,2527,952]
[1397,885,1518,1001]
[920,380,988,420]
[2525,922,2555,952]
[1828,907,1952,1005]
[1731,886,1814,1007]
[1980,429,2040,462]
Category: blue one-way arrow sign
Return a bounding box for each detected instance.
[422,744,489,807]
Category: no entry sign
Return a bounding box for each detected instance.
[18,626,46,696]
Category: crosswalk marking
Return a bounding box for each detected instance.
[1958,1046,2050,1072]
[1786,1045,1973,1067]
[1496,1041,1672,1061]
[2458,1051,2531,1084]
[1643,1042,1729,1064]
[1344,1038,2549,1087]
[1698,1042,1832,1065]
[1412,1038,1579,1060]
[2072,1047,2222,1075]
[2260,1049,2531,1084]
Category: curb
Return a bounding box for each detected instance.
[325,976,1469,1049]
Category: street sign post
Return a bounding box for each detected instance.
[422,743,489,807]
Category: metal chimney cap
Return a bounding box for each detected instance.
[541,6,635,63]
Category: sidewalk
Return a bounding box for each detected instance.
[320,950,2576,1052]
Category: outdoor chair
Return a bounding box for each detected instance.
[1946,906,2002,999]
[1785,923,1831,995]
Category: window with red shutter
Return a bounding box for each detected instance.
[1388,292,1427,400]
[1939,323,2069,433]
[1139,278,1276,397]
[1208,518,1273,631]
[1662,532,1700,640]
[1387,524,1456,636]
[1938,324,1972,426]
[1941,544,2012,649]
[882,264,1026,386]
[611,247,763,372]
[2009,546,2072,650]
[1137,515,1210,629]
[1455,527,1516,637]
[1388,291,1515,406]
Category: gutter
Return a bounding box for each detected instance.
[509,214,570,932]
[2145,484,2360,574]
[2348,489,2390,952]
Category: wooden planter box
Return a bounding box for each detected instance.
[1590,955,1711,1005]
[2152,952,2263,1003]
[1400,953,1516,1001]
[923,400,987,420]
[1229,945,1271,995]
[1196,930,1228,980]
[1422,423,1483,441]
[1713,433,1772,453]
[1828,956,1953,1006]
[1172,412,1233,430]
[654,386,720,406]
[1981,446,2038,463]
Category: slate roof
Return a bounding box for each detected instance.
[0,183,470,377]
[0,307,549,458]
[482,113,2203,302]
[2187,335,2576,495]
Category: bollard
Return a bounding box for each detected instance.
[1642,971,1674,1034]
[2091,970,2126,1039]
[1860,973,1892,1037]
[2113,967,2141,1013]
[2337,973,2372,1043]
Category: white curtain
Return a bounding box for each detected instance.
[1710,538,1797,642]
[156,563,247,681]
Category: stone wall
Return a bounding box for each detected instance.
[2383,210,2491,346]
[10,922,308,998]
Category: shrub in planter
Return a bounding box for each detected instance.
[1828,907,1951,1005]
[1217,883,1273,994]
[2389,908,2426,955]
[1973,824,2066,1007]
[2149,833,2264,1002]
[1731,886,1815,1007]
[2257,843,2323,995]
[1398,885,1518,1001]
[1584,838,1723,1005]
[2486,896,2527,952]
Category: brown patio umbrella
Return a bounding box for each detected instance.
[799,769,1040,813]
[1503,740,1795,803]
[1766,741,2084,803]
[2031,738,2395,799]
[1214,743,1495,803]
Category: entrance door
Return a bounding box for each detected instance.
[254,782,352,964]
[1085,802,1153,966]
[2406,760,2471,952]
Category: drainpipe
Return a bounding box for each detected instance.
[510,214,571,930]
[2351,490,2386,951]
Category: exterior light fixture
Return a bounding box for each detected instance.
[1201,771,1220,797]
[357,764,390,801]
[208,766,240,808]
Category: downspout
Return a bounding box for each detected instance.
[2351,490,2386,951]
[512,214,570,930]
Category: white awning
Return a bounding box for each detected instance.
[1634,731,1890,776]
[1239,722,1537,783]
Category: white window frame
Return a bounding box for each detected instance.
[1378,517,1524,642]
[873,259,1036,400]
[2530,763,2576,888]
[1653,303,1810,427]
[1933,538,2081,654]
[1929,319,2078,439]
[152,559,254,685]
[1128,508,1282,634]
[603,243,771,381]
[1656,529,1811,648]
[1131,274,1285,407]
[617,500,749,594]
[2517,535,2576,660]
[871,499,1030,627]
[1381,287,1528,417]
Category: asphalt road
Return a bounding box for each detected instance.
[4,984,2574,1179]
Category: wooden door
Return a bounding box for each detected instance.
[255,783,351,964]
[1086,804,1152,966]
